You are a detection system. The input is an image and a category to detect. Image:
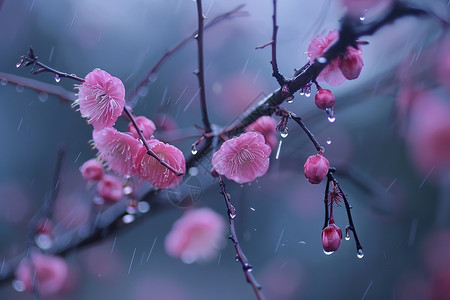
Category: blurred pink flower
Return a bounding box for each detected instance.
[314,89,335,110]
[322,223,342,253]
[93,127,143,176]
[134,139,185,189]
[304,154,330,184]
[128,116,156,140]
[212,131,271,184]
[73,68,125,129]
[15,253,69,296]
[164,208,225,263]
[97,175,124,203]
[405,90,450,177]
[80,158,104,181]
[307,30,363,86]
[435,36,450,92]
[245,116,278,149]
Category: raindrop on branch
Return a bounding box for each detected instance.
[357,248,364,259]
[38,92,48,102]
[16,85,24,93]
[0,79,7,86]
[54,74,61,83]
[326,107,336,123]
[191,143,198,155]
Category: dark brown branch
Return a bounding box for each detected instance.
[218,175,265,300]
[269,0,285,86]
[290,114,322,152]
[194,0,212,133]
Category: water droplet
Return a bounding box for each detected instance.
[16,60,23,68]
[286,95,294,103]
[317,57,327,64]
[54,74,61,83]
[138,201,150,213]
[299,91,305,96]
[326,138,332,145]
[35,233,53,249]
[357,248,364,259]
[229,204,236,219]
[323,249,334,255]
[0,79,7,86]
[138,87,148,97]
[188,167,199,176]
[250,207,256,212]
[280,126,288,138]
[16,85,24,93]
[191,143,198,155]
[345,225,351,240]
[12,280,26,292]
[305,92,311,97]
[123,185,133,195]
[360,16,365,21]
[38,92,48,102]
[122,214,135,224]
[126,206,137,214]
[326,107,336,123]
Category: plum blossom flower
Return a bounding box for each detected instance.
[164,208,225,263]
[212,131,271,184]
[314,89,335,110]
[245,116,278,149]
[307,30,363,86]
[322,223,342,253]
[128,116,156,140]
[304,154,330,184]
[15,253,69,296]
[80,158,104,181]
[134,139,185,189]
[97,175,124,203]
[92,127,143,176]
[73,68,125,129]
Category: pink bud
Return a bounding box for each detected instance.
[304,154,330,184]
[80,159,104,181]
[128,116,156,140]
[97,175,123,203]
[314,89,335,110]
[339,47,364,80]
[322,223,342,253]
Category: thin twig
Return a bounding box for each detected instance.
[290,114,322,152]
[218,175,265,300]
[194,0,212,133]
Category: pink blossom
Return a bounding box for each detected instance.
[93,127,143,176]
[304,154,330,184]
[212,131,271,184]
[339,47,364,80]
[164,208,225,263]
[80,158,104,181]
[307,30,363,85]
[134,139,186,189]
[97,175,124,203]
[128,116,156,140]
[245,116,278,149]
[322,223,342,253]
[15,253,69,296]
[314,89,335,110]
[73,68,125,129]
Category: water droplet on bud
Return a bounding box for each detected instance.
[191,144,198,155]
[357,248,364,259]
[323,250,334,255]
[54,74,61,83]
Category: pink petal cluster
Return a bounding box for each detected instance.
[307,30,363,86]
[93,127,142,176]
[322,223,342,253]
[15,253,69,296]
[164,208,225,263]
[314,89,335,110]
[80,158,104,181]
[73,68,125,129]
[97,175,124,203]
[128,116,156,140]
[212,131,271,184]
[134,139,186,189]
[304,154,330,184]
[245,116,278,149]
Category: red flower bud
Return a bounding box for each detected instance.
[322,223,342,253]
[340,47,364,80]
[304,154,330,184]
[80,159,104,181]
[97,175,124,203]
[314,89,335,110]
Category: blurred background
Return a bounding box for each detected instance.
[0,0,449,299]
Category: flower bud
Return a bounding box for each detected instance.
[97,175,124,203]
[80,159,104,181]
[322,223,342,253]
[340,47,364,80]
[128,116,156,140]
[304,154,330,184]
[314,89,335,110]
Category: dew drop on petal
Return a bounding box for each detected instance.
[357,248,364,259]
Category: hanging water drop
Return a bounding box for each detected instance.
[345,225,351,240]
[16,61,22,68]
[38,92,48,102]
[229,204,236,219]
[191,143,198,155]
[305,92,311,97]
[357,248,364,259]
[54,74,61,83]
[16,85,24,93]
[286,95,294,103]
[326,107,336,123]
[280,126,288,138]
[0,79,7,86]
[326,138,332,145]
[299,91,305,96]
[323,249,334,255]
[360,16,365,21]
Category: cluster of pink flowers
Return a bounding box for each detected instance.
[74,69,185,193]
[164,208,225,263]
